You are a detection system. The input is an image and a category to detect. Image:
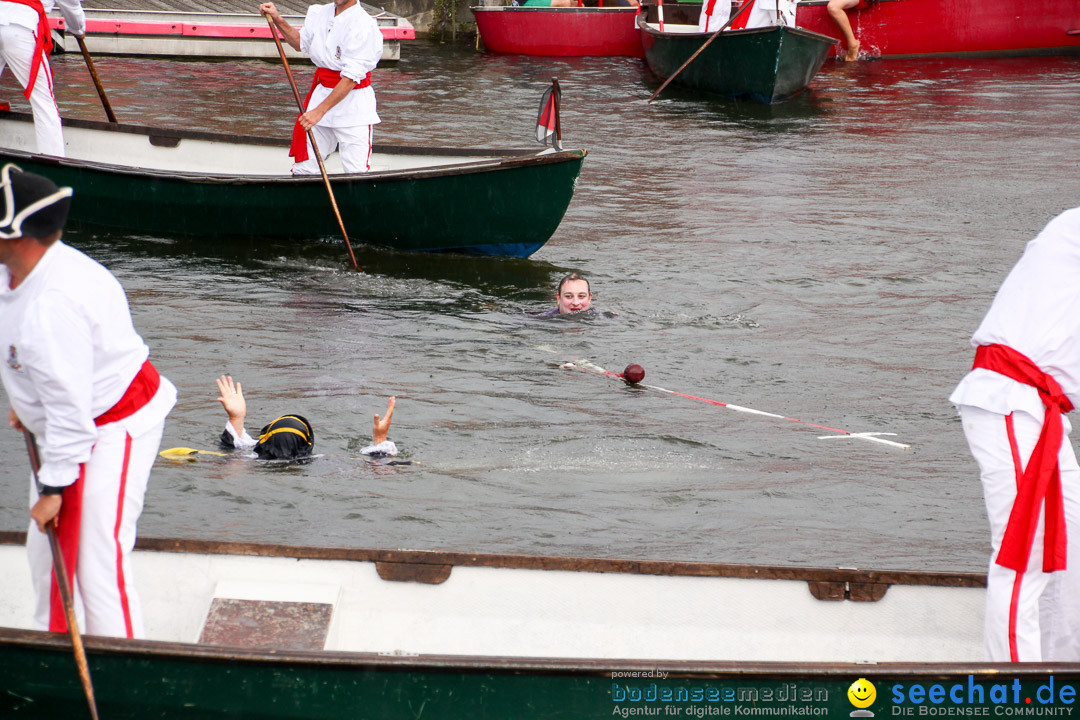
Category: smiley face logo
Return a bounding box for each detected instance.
[848,678,876,709]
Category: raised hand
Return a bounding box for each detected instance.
[373,396,395,445]
[216,375,247,436]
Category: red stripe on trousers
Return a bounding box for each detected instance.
[114,432,135,638]
[1004,413,1023,662]
[366,125,372,172]
[48,465,85,633]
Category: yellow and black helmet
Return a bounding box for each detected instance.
[253,414,314,460]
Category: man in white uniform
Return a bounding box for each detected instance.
[950,207,1080,662]
[0,163,176,638]
[0,0,86,156]
[697,0,731,32]
[260,0,382,174]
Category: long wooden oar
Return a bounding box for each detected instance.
[74,35,117,123]
[647,0,756,103]
[22,430,101,720]
[263,11,361,272]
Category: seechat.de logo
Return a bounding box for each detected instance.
[850,678,877,718]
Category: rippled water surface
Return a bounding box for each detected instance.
[2,45,1080,571]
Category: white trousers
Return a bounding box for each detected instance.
[0,22,64,156]
[958,404,1080,661]
[698,0,731,32]
[743,0,795,28]
[26,418,164,638]
[292,123,373,175]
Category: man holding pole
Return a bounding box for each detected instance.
[0,163,176,638]
[950,206,1080,662]
[260,0,382,175]
[0,0,87,155]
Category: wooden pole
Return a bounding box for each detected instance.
[74,35,117,123]
[647,0,756,103]
[263,12,361,272]
[22,430,101,720]
[552,78,562,149]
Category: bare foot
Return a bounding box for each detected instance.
[844,39,860,61]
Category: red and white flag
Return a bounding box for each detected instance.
[535,82,562,150]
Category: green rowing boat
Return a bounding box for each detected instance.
[638,13,836,103]
[0,110,586,258]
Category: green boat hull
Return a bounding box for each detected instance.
[640,22,835,103]
[0,112,586,258]
[5,629,1080,719]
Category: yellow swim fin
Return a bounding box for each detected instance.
[159,447,228,459]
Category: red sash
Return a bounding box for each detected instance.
[973,344,1074,573]
[729,0,753,29]
[289,68,372,163]
[48,463,83,633]
[95,360,161,426]
[5,0,54,101]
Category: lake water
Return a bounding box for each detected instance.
[2,43,1080,572]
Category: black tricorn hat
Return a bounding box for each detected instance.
[0,163,73,240]
[254,414,315,460]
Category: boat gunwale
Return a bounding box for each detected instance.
[0,110,587,185]
[0,531,985,588]
[635,16,839,45]
[1,626,1071,677]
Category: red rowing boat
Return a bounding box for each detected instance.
[472,5,646,57]
[794,0,1080,58]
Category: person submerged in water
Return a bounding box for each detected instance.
[534,272,597,317]
[215,375,397,460]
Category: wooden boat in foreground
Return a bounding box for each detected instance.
[637,11,836,103]
[0,110,586,258]
[794,0,1080,59]
[473,4,645,57]
[0,531,1018,718]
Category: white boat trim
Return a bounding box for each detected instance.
[48,6,413,61]
[0,532,986,663]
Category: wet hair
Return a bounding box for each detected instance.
[253,414,315,460]
[557,272,590,295]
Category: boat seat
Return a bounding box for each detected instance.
[198,580,340,651]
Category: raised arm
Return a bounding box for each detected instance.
[372,396,394,445]
[216,375,247,438]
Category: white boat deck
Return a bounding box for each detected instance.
[2,118,508,176]
[0,543,985,662]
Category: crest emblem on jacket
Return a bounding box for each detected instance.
[335,45,342,60]
[7,344,20,371]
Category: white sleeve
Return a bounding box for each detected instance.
[23,293,96,490]
[360,440,397,457]
[299,4,318,54]
[340,14,382,84]
[222,421,257,449]
[53,0,86,38]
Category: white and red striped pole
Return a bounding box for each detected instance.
[562,360,910,449]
